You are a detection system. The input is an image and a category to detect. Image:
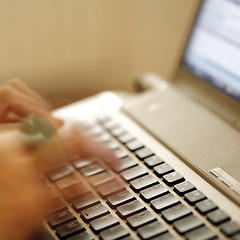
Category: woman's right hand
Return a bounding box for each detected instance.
[0,79,119,168]
[0,79,120,240]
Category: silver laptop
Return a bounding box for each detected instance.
[41,1,240,239]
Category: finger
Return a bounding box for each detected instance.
[0,87,8,121]
[0,86,56,125]
[6,79,53,111]
[0,122,20,133]
[2,112,21,123]
[0,82,63,127]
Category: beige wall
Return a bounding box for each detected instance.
[0,0,199,100]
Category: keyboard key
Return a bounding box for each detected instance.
[107,140,119,150]
[153,163,174,177]
[68,154,82,162]
[140,184,169,202]
[126,140,144,151]
[185,226,216,240]
[114,148,129,159]
[111,128,126,137]
[130,174,158,192]
[162,204,192,223]
[184,190,206,205]
[66,231,93,240]
[137,221,167,239]
[107,190,135,208]
[49,198,67,214]
[174,215,204,235]
[56,175,80,190]
[104,122,120,131]
[98,180,125,198]
[81,163,105,177]
[62,183,90,201]
[90,126,104,136]
[151,193,180,212]
[206,209,230,225]
[116,200,146,219]
[195,199,218,215]
[90,214,119,233]
[72,159,95,170]
[87,122,101,129]
[47,187,58,199]
[118,133,135,144]
[121,165,148,182]
[121,237,135,240]
[98,116,112,124]
[88,171,114,187]
[98,133,111,142]
[48,209,76,228]
[56,220,85,238]
[220,221,240,237]
[81,204,109,222]
[174,181,196,196]
[144,155,164,169]
[233,234,240,240]
[163,172,185,186]
[111,157,138,172]
[47,165,73,181]
[68,155,82,162]
[72,193,100,212]
[127,210,156,229]
[99,225,129,240]
[151,232,177,240]
[136,147,154,160]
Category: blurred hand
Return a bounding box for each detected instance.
[59,121,119,165]
[0,79,56,124]
[0,79,119,239]
[0,79,119,166]
[0,129,50,240]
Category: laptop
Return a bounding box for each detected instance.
[39,0,240,239]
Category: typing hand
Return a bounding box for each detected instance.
[0,79,119,168]
[0,130,50,240]
[59,121,120,166]
[0,79,119,240]
[0,79,59,125]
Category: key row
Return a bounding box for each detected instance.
[48,170,176,240]
[47,209,93,239]
[46,155,239,239]
[46,117,240,239]
[67,160,236,237]
[97,117,240,238]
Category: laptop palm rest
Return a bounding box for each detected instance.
[123,86,240,205]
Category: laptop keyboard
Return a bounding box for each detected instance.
[42,116,240,240]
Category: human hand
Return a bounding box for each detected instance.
[0,79,119,168]
[0,79,58,125]
[0,129,50,240]
[0,79,120,239]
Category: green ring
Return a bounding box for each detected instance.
[21,114,55,147]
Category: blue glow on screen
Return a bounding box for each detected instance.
[183,0,240,101]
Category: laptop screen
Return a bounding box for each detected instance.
[183,0,240,102]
